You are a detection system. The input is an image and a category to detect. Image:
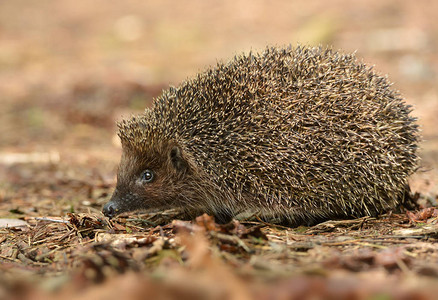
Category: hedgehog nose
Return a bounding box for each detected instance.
[103,201,118,218]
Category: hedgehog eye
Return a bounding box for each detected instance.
[140,169,154,183]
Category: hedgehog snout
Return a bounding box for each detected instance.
[103,201,119,218]
[103,190,136,218]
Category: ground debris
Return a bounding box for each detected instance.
[1,207,438,299]
[407,207,438,223]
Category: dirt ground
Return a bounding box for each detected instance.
[1,0,438,299]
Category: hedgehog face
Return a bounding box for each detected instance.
[103,145,190,218]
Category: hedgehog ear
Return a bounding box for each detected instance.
[169,146,188,173]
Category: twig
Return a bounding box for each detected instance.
[209,231,251,253]
[35,217,69,224]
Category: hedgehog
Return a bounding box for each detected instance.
[102,45,419,226]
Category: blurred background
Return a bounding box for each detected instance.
[0,0,437,196]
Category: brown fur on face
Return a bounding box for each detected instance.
[105,142,191,215]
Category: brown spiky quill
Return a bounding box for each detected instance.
[104,45,419,225]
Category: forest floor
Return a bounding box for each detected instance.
[1,0,438,299]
